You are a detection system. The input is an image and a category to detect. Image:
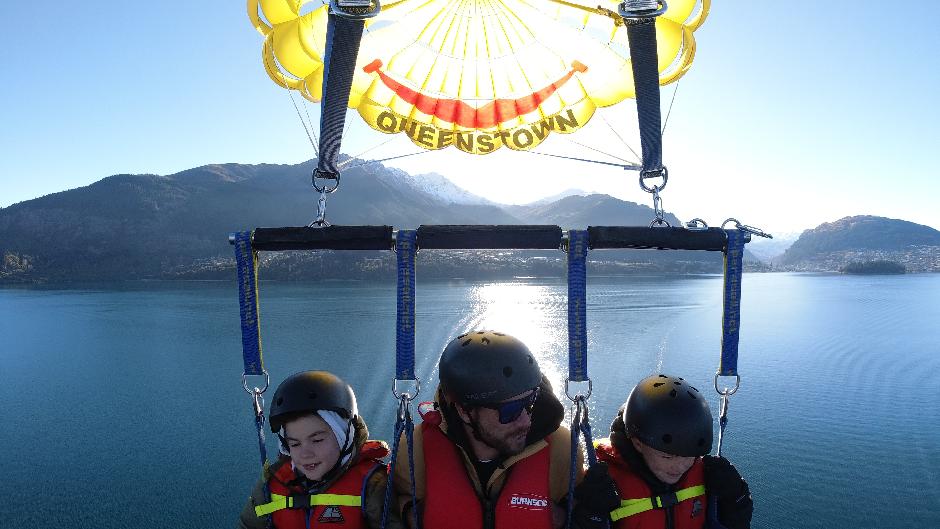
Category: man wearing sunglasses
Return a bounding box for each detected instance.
[393,330,583,529]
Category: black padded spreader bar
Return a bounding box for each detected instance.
[416,225,563,250]
[249,226,394,251]
[588,226,729,251]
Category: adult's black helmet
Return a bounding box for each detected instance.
[623,374,713,457]
[269,371,358,433]
[439,330,542,405]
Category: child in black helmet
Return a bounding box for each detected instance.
[572,374,753,529]
[238,371,403,529]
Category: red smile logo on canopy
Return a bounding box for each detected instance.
[363,60,588,129]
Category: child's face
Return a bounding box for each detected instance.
[283,414,341,480]
[631,438,695,485]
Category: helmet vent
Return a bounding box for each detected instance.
[669,389,678,398]
[691,386,699,393]
[481,337,491,345]
[503,366,513,377]
[528,356,534,364]
[674,380,682,386]
[494,332,505,336]
[458,333,468,339]
[662,434,673,444]
[653,382,665,388]
[687,391,697,400]
[462,339,472,346]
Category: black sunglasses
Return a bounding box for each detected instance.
[479,387,540,424]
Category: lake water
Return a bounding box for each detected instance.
[1,273,938,528]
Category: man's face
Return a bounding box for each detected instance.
[631,437,695,485]
[458,388,537,458]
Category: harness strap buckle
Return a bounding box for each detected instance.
[654,491,679,509]
[288,494,310,509]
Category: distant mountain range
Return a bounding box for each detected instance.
[1,160,937,282]
[777,216,940,273]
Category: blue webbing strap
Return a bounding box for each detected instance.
[567,230,589,381]
[255,410,269,471]
[719,230,746,376]
[396,230,417,381]
[625,19,664,174]
[566,398,602,529]
[234,231,264,376]
[316,12,366,178]
[706,494,731,529]
[380,403,418,529]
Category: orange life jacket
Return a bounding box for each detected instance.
[421,419,554,529]
[596,442,707,529]
[259,441,388,529]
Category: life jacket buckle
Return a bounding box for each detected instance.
[654,491,679,509]
[288,494,310,509]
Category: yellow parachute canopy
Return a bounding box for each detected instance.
[248,0,709,155]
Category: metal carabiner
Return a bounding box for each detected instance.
[392,377,421,402]
[638,166,669,194]
[565,377,593,402]
[330,0,381,19]
[721,218,772,239]
[242,371,270,396]
[714,373,741,396]
[619,0,668,19]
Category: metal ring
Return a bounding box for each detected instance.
[565,377,593,401]
[685,218,709,231]
[721,218,741,230]
[242,371,270,395]
[638,166,668,193]
[618,0,668,19]
[330,0,381,19]
[312,168,341,194]
[392,377,421,402]
[649,218,672,228]
[714,373,741,396]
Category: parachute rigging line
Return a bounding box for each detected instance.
[661,80,681,136]
[596,110,642,163]
[342,150,431,172]
[524,150,642,171]
[562,137,638,166]
[288,88,320,156]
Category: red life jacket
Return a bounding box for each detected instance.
[260,441,388,529]
[421,418,554,529]
[596,442,707,529]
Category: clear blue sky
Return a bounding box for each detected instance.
[2,1,938,234]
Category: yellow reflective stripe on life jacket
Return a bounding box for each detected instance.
[310,494,361,506]
[254,492,362,517]
[609,485,706,521]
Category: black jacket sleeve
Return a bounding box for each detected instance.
[703,455,752,529]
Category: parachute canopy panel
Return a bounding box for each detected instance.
[249,0,709,154]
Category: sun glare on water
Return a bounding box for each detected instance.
[464,281,568,385]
